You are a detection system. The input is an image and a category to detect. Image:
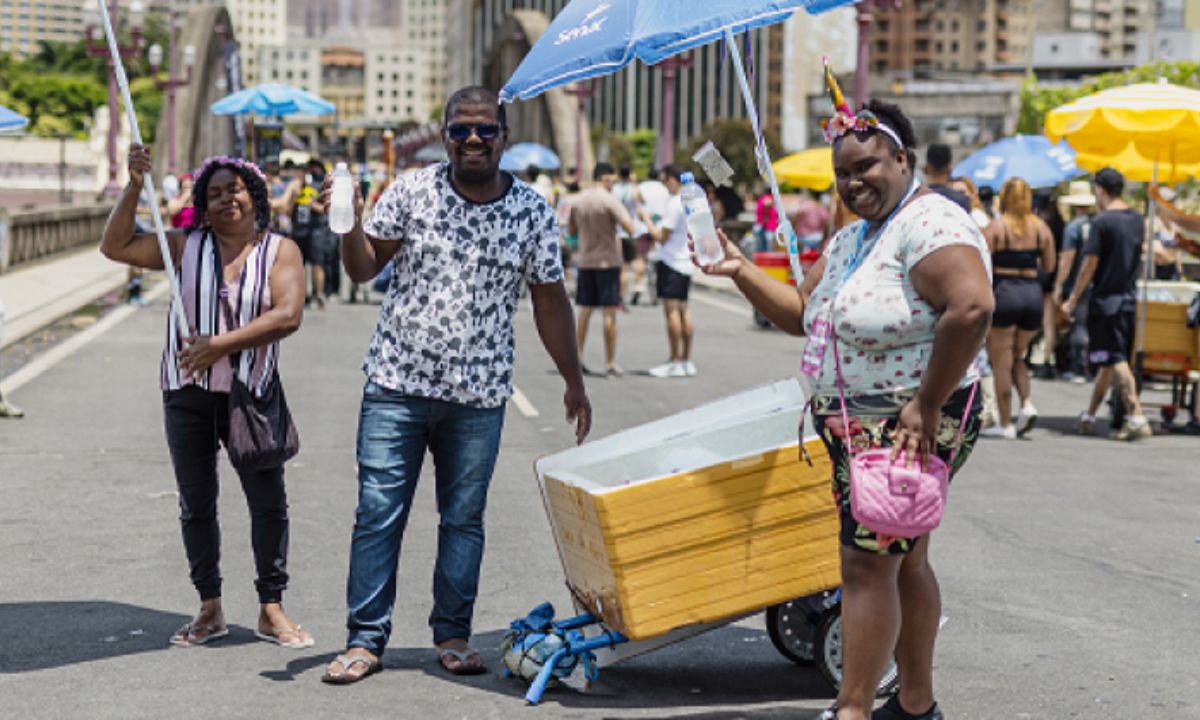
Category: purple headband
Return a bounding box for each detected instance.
[193,155,268,184]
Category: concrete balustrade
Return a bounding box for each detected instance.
[0,205,112,274]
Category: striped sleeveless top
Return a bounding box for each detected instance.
[161,230,282,397]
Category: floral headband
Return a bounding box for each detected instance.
[819,57,905,150]
[192,155,268,184]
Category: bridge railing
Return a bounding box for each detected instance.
[0,205,112,274]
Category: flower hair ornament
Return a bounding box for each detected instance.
[192,155,268,184]
[819,57,905,150]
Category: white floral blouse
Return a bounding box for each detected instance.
[802,192,991,398]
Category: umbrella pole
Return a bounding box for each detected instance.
[724,28,804,283]
[1135,158,1159,393]
[95,0,190,335]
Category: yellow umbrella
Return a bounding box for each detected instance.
[772,147,834,191]
[1072,145,1200,184]
[1044,81,1200,179]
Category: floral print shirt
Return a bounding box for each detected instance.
[361,163,564,408]
[802,192,991,400]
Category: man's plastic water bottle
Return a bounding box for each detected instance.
[329,162,356,234]
[680,172,723,266]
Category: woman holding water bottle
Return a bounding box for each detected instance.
[697,98,994,720]
[101,146,312,650]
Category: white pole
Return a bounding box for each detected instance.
[724,28,805,283]
[96,0,190,335]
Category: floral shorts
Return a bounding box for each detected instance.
[812,385,982,556]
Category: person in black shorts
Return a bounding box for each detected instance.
[568,163,635,376]
[982,177,1056,440]
[1062,167,1152,441]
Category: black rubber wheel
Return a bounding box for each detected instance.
[753,308,772,329]
[815,603,900,698]
[765,593,832,666]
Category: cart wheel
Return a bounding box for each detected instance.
[753,308,772,329]
[1162,407,1177,424]
[765,594,830,666]
[815,604,899,698]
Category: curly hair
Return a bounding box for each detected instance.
[862,98,918,169]
[187,157,272,233]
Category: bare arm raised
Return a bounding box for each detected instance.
[100,144,186,269]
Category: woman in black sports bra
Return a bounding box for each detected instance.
[982,177,1056,440]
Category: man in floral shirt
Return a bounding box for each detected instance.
[320,86,591,684]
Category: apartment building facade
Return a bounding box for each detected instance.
[867,0,1036,75]
[0,0,83,57]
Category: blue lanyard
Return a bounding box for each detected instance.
[840,179,921,284]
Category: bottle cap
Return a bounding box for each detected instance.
[680,171,695,184]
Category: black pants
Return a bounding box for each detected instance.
[163,386,290,604]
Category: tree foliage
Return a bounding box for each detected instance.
[1019,61,1200,135]
[676,118,784,192]
[0,39,162,141]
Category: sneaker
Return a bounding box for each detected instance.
[668,361,688,378]
[1076,413,1096,436]
[980,424,1016,440]
[816,705,838,720]
[629,291,641,306]
[0,400,24,418]
[648,361,676,378]
[1016,403,1038,437]
[872,695,944,720]
[581,365,604,378]
[605,364,624,378]
[682,361,696,377]
[1110,417,1152,442]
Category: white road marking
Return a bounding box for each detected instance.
[690,289,753,318]
[1,282,170,395]
[511,385,540,417]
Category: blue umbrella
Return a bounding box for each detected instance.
[501,142,562,172]
[499,0,853,102]
[211,83,336,117]
[953,135,1084,191]
[0,104,29,132]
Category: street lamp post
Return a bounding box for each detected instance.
[854,1,901,110]
[657,52,693,169]
[82,0,146,198]
[563,79,598,183]
[148,7,195,175]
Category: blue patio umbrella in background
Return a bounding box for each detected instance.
[0,104,29,133]
[499,0,855,282]
[210,83,336,117]
[501,142,562,172]
[952,135,1084,192]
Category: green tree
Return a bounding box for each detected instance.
[676,119,784,192]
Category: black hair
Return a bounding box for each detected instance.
[646,168,660,181]
[566,181,581,193]
[188,159,272,233]
[1094,167,1124,197]
[926,143,953,172]
[837,99,919,170]
[593,162,615,180]
[661,164,684,181]
[443,85,507,128]
[526,164,541,180]
[618,166,631,180]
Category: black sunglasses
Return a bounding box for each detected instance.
[447,122,503,142]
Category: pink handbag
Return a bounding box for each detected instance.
[831,335,977,539]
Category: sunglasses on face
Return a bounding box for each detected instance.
[447,123,503,142]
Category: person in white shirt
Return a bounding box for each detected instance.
[640,165,696,378]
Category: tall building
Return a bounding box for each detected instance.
[400,0,449,114]
[0,0,86,57]
[258,44,321,93]
[365,48,429,123]
[224,0,286,84]
[452,0,796,162]
[868,0,1036,76]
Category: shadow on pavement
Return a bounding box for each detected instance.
[345,625,835,711]
[0,600,258,673]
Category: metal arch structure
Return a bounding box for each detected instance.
[481,10,595,179]
[150,5,241,178]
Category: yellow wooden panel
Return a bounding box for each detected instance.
[543,437,841,640]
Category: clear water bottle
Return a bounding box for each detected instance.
[329,162,356,234]
[680,172,723,266]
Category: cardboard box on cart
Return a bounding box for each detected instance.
[535,379,840,642]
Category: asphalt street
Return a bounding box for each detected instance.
[1,279,1197,720]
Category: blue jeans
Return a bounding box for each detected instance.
[345,382,506,656]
